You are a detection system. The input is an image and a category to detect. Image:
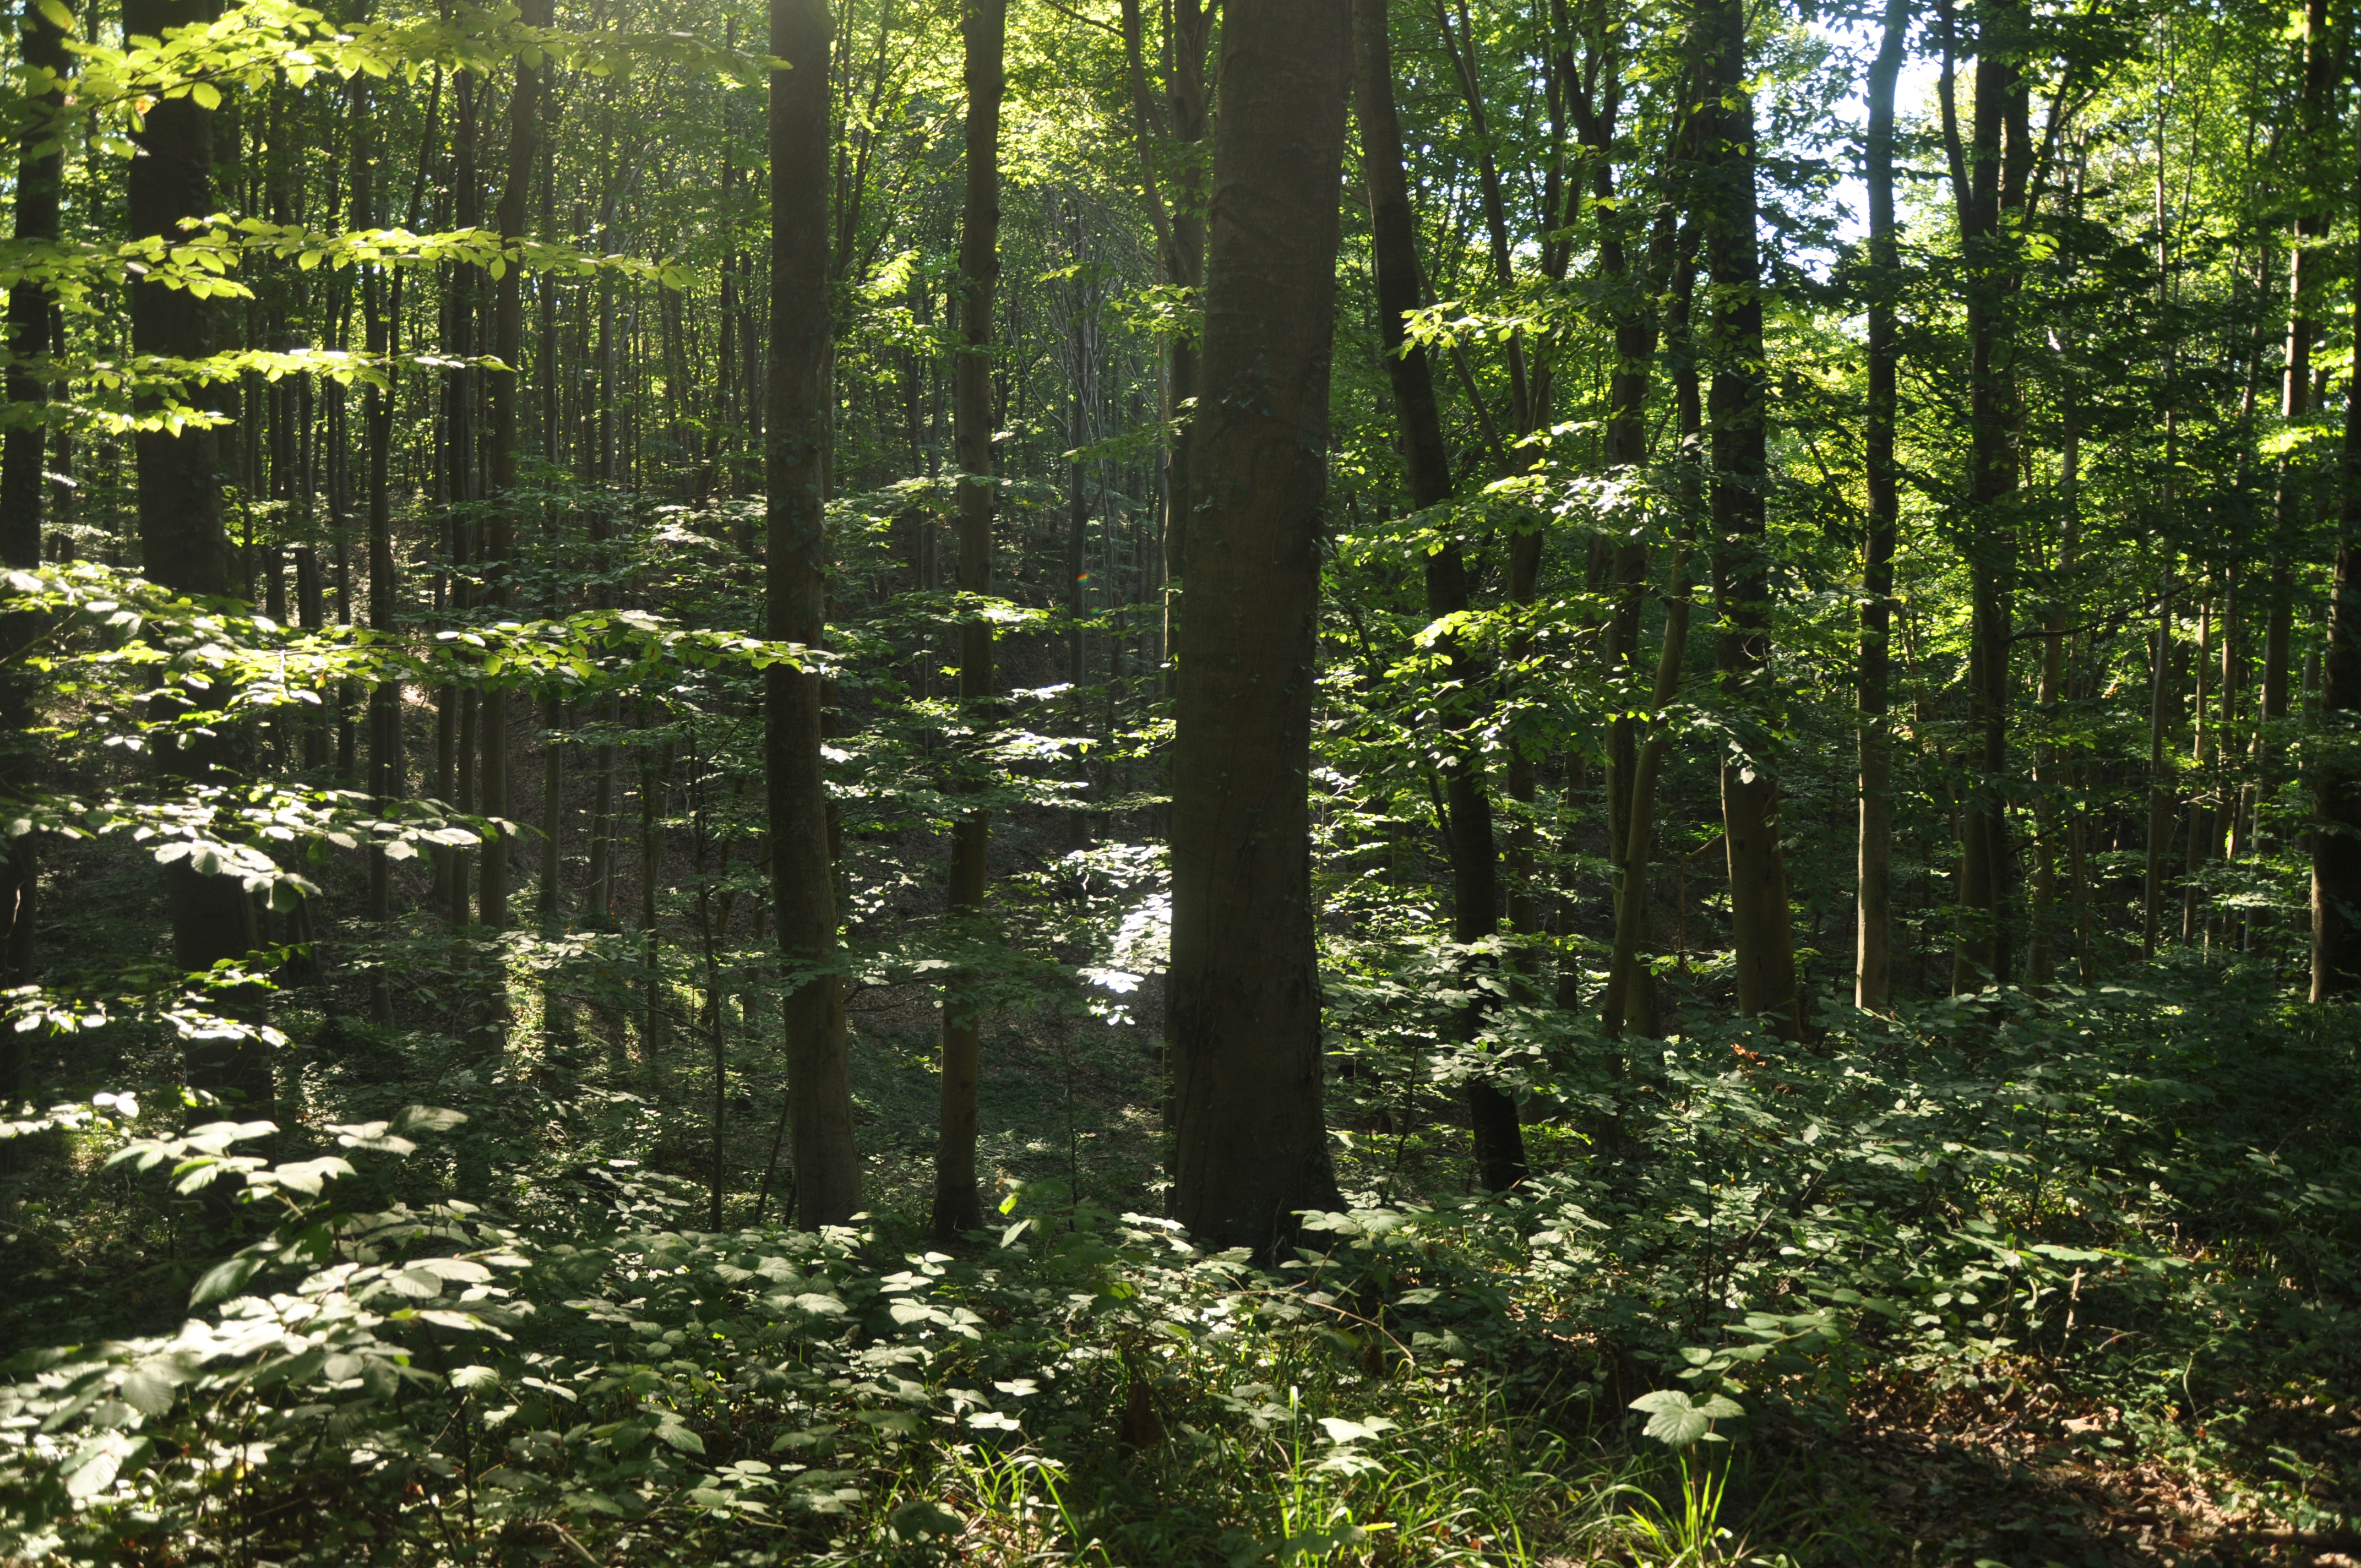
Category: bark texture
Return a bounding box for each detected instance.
[1355,0,1524,1191]
[1696,0,1798,1037]
[1168,0,1351,1255]
[128,0,267,1114]
[1855,0,1905,1010]
[934,0,1005,1242]
[768,0,861,1226]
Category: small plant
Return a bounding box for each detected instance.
[1606,1390,1749,1567]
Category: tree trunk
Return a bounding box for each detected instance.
[2262,0,2332,952]
[1696,0,1798,1038]
[1356,0,1524,1189]
[2030,422,2082,986]
[480,0,548,931]
[767,0,862,1227]
[932,0,1007,1242]
[358,72,400,1025]
[0,0,68,1113]
[1168,0,1352,1256]
[1603,538,1697,1037]
[1855,0,1905,1010]
[1119,0,1211,694]
[2144,586,2174,957]
[128,0,266,1114]
[2313,122,2361,997]
[0,0,67,998]
[1946,0,2029,993]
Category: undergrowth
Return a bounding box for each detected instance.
[5,961,2359,1566]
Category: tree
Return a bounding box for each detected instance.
[1695,0,1797,1038]
[1167,0,1353,1255]
[1354,0,1525,1191]
[480,0,551,932]
[767,0,861,1227]
[1854,0,1906,1011]
[933,0,1007,1242]
[127,0,269,1118]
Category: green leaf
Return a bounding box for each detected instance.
[189,1253,262,1307]
[118,1362,183,1417]
[1629,1389,1744,1448]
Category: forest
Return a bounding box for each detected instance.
[2,0,2360,1560]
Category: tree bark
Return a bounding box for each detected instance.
[0,0,68,1108]
[2262,0,2332,948]
[768,0,862,1226]
[129,0,268,1115]
[1118,0,1211,694]
[1356,0,1525,1190]
[932,0,1006,1242]
[1168,0,1352,1256]
[1855,0,1905,1010]
[1945,0,2029,993]
[1696,0,1798,1038]
[2312,108,2361,998]
[480,0,548,931]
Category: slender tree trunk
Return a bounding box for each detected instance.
[1855,0,1905,1010]
[1696,0,1798,1037]
[931,0,1007,1242]
[1356,0,1525,1190]
[540,693,565,922]
[640,727,667,1060]
[1168,0,1352,1256]
[2144,585,2174,957]
[1603,538,1697,1036]
[2183,590,2213,943]
[2030,424,2081,986]
[1119,0,1210,693]
[479,0,548,931]
[768,0,862,1226]
[1065,273,1092,853]
[360,78,401,1025]
[2262,0,2332,951]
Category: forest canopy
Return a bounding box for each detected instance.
[3,0,2361,1561]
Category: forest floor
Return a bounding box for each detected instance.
[6,801,2361,1565]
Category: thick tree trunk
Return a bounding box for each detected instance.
[1168,0,1351,1256]
[128,0,266,1113]
[1356,0,1524,1190]
[1,0,63,570]
[1949,0,2029,993]
[2313,140,2361,998]
[1856,0,1905,1010]
[932,0,1006,1242]
[768,0,862,1226]
[0,0,67,998]
[1696,0,1798,1038]
[0,0,68,1111]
